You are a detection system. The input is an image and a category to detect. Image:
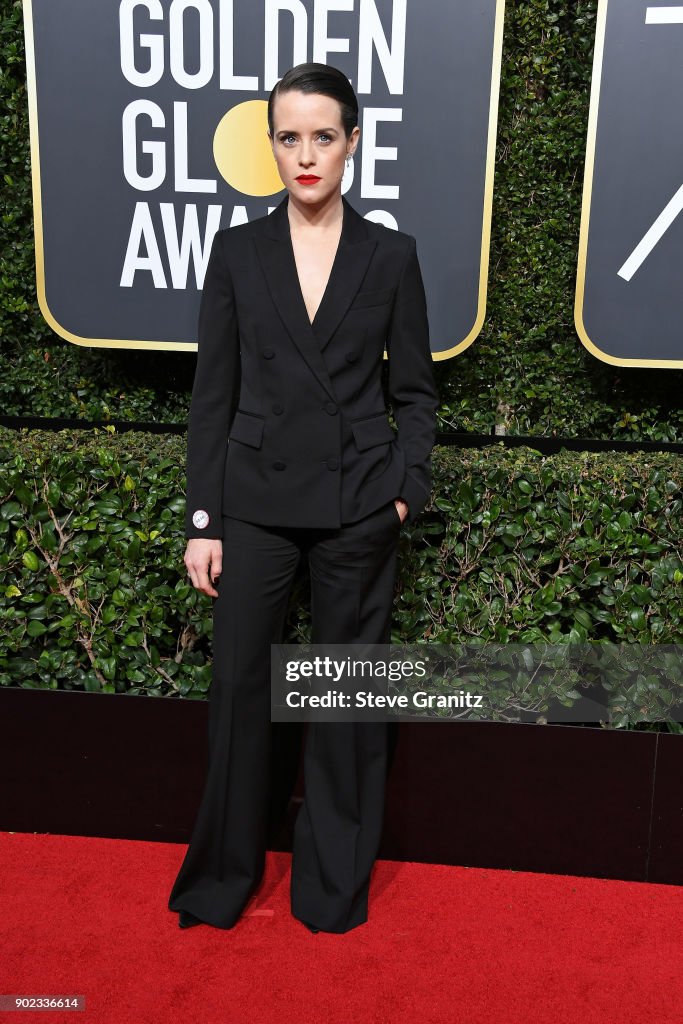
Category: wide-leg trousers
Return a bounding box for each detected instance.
[167,496,402,933]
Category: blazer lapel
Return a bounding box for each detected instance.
[311,197,378,351]
[253,195,377,399]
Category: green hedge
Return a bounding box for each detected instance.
[2,1,682,730]
[1,426,682,730]
[2,0,683,437]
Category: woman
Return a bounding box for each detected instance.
[168,62,438,935]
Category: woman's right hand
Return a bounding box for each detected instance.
[184,538,223,597]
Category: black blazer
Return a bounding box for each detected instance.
[185,193,439,538]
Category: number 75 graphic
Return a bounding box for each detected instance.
[619,7,683,281]
[575,1,683,366]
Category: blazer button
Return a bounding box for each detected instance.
[262,348,275,359]
[273,460,286,470]
[325,458,339,471]
[345,352,358,362]
[272,403,284,414]
[324,401,338,415]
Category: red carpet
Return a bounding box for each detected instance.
[1,831,681,1023]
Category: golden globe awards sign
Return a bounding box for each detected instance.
[576,0,683,367]
[23,0,503,358]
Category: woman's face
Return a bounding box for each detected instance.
[269,89,359,207]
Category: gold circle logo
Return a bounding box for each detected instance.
[213,100,285,197]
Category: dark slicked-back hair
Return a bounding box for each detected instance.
[267,62,359,139]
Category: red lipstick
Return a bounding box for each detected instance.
[295,175,321,185]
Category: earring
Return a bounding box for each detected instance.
[345,153,352,167]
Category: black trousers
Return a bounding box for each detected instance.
[168,497,402,933]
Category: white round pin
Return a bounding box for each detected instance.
[192,509,210,529]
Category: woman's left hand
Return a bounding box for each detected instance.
[394,498,410,524]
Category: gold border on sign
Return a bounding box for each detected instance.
[22,0,197,352]
[574,0,683,368]
[433,0,506,362]
[23,0,505,357]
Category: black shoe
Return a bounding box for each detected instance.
[178,909,203,929]
[301,920,320,933]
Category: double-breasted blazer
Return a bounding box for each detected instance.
[184,193,439,538]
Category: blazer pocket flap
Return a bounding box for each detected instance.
[229,409,265,448]
[349,287,394,310]
[351,413,396,451]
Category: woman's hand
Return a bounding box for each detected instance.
[185,538,223,597]
[394,498,410,524]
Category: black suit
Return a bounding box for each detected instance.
[184,192,438,536]
[169,194,438,934]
